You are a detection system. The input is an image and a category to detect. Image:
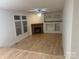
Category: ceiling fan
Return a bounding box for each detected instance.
[29,8,47,13]
[29,8,47,16]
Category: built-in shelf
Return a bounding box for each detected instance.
[44,21,62,22]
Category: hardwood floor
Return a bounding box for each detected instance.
[0,48,64,59]
[0,33,64,59]
[12,33,63,56]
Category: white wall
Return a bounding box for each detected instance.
[62,0,74,59]
[28,13,44,24]
[61,0,79,59]
[71,0,79,59]
[0,9,29,47]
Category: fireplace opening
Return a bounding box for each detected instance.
[34,27,42,33]
[31,23,43,34]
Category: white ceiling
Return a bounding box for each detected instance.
[0,0,65,12]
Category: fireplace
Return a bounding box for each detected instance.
[31,23,43,34]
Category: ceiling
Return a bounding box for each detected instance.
[0,0,65,12]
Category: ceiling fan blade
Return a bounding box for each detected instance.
[41,8,47,11]
[29,9,39,12]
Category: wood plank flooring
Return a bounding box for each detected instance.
[0,48,64,59]
[12,33,63,56]
[0,33,64,59]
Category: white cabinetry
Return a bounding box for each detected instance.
[44,22,62,33]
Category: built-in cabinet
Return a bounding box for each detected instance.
[44,22,62,33]
[44,13,62,33]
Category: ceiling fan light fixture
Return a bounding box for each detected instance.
[29,8,47,13]
[37,12,42,17]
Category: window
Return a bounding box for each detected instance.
[22,16,27,20]
[23,21,27,33]
[14,15,27,36]
[14,15,20,20]
[15,22,22,35]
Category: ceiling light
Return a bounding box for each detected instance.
[37,13,42,17]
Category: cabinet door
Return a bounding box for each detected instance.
[44,22,62,33]
[45,23,55,33]
[55,23,60,31]
[55,22,62,33]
